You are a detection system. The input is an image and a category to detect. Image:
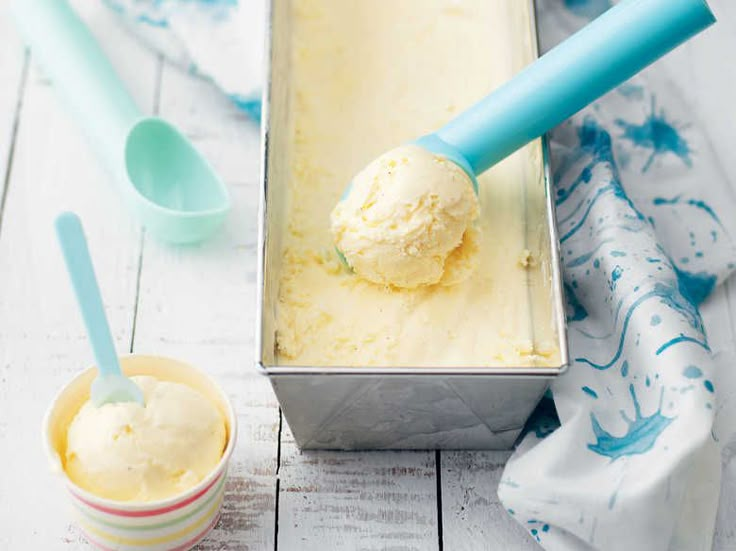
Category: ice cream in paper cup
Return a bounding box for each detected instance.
[43,355,237,551]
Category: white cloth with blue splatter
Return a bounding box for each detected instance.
[101,0,265,119]
[103,0,736,549]
[497,2,736,550]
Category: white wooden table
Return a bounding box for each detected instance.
[1,1,735,549]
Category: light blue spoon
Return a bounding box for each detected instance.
[56,212,144,407]
[13,0,230,244]
[346,0,715,199]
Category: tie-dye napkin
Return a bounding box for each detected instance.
[100,0,265,120]
[498,1,736,550]
[102,0,736,548]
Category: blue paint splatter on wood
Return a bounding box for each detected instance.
[582,386,599,399]
[615,97,692,172]
[704,380,714,393]
[588,385,674,460]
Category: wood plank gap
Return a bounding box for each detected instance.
[130,54,162,352]
[274,409,282,551]
[129,230,146,352]
[273,477,281,551]
[0,50,30,239]
[276,408,283,474]
[436,450,444,551]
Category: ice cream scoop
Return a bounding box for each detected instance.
[12,0,230,244]
[334,0,715,288]
[56,212,144,407]
[65,374,227,502]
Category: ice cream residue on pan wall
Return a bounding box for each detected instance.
[275,0,560,368]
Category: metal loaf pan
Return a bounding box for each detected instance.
[256,0,569,450]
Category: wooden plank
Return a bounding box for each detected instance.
[130,61,278,550]
[277,423,439,551]
[714,443,736,550]
[0,3,158,548]
[441,451,536,550]
[0,3,28,223]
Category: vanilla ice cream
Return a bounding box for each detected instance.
[65,376,226,502]
[275,0,560,367]
[331,145,479,288]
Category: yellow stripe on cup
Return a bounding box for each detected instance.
[77,488,224,547]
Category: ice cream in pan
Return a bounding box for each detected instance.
[277,0,714,368]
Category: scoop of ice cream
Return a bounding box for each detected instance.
[331,144,479,288]
[65,375,226,502]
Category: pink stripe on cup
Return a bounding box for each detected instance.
[70,471,224,518]
[80,512,222,551]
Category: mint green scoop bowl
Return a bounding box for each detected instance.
[12,0,230,244]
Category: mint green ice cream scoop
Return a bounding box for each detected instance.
[13,0,230,244]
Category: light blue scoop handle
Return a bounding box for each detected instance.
[12,0,140,174]
[55,213,123,380]
[424,0,716,176]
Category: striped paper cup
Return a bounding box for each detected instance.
[43,355,237,551]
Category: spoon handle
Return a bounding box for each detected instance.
[433,0,715,175]
[11,0,141,173]
[55,213,122,378]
